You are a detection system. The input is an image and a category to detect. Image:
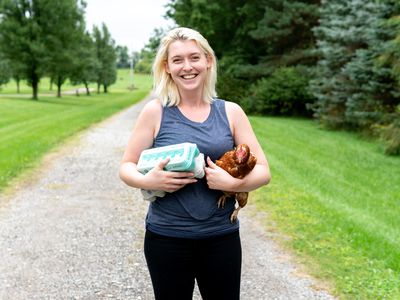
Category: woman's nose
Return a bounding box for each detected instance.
[183,59,193,71]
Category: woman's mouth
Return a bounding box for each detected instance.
[181,74,198,80]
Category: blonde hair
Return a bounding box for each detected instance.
[152,27,217,107]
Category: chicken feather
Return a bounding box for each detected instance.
[215,144,257,222]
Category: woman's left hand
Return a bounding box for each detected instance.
[205,157,238,192]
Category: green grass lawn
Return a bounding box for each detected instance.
[2,71,400,298]
[250,116,400,299]
[0,70,152,191]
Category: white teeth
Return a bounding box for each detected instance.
[182,74,196,79]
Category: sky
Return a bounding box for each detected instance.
[85,0,175,53]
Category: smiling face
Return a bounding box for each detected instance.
[165,39,211,95]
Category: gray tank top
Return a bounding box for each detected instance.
[146,99,239,238]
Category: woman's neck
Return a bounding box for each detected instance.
[178,89,204,107]
[177,91,211,123]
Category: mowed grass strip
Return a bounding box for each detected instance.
[0,71,152,191]
[250,116,400,299]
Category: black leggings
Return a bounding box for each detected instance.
[144,230,242,300]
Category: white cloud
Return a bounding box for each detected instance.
[85,0,175,53]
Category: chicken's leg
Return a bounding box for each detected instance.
[230,207,241,223]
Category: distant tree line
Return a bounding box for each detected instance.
[165,0,400,155]
[0,0,117,99]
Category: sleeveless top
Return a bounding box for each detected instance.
[145,99,239,239]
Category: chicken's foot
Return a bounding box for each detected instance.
[230,207,241,223]
[217,195,228,208]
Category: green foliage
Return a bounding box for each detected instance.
[216,69,248,104]
[243,66,315,116]
[0,55,11,87]
[381,15,400,79]
[310,0,400,155]
[135,28,166,74]
[0,0,48,99]
[0,0,89,99]
[93,24,117,93]
[166,0,244,58]
[251,116,400,299]
[244,0,320,75]
[42,0,86,97]
[373,106,400,155]
[116,45,130,69]
[166,0,321,116]
[69,32,99,95]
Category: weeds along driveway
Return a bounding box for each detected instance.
[0,96,335,300]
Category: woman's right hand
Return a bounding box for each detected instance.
[144,158,197,193]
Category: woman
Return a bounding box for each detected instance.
[119,27,271,300]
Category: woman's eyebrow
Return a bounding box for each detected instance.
[170,52,201,59]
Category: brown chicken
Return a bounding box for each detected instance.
[215,144,257,222]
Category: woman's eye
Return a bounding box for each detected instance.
[173,59,182,63]
[192,56,200,61]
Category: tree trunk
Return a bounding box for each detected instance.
[103,84,108,93]
[16,78,20,93]
[32,81,38,100]
[84,81,90,96]
[31,71,39,100]
[57,76,62,97]
[97,82,100,94]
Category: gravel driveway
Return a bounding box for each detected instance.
[0,96,336,299]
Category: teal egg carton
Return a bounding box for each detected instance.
[137,142,200,174]
[137,143,205,202]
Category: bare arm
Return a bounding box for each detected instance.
[205,101,271,192]
[119,99,197,193]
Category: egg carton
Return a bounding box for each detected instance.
[137,143,205,201]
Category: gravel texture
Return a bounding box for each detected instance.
[0,97,336,299]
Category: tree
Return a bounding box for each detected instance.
[0,54,11,89]
[116,45,130,69]
[134,27,165,74]
[166,0,321,109]
[166,0,245,59]
[311,0,400,128]
[69,32,99,95]
[43,0,86,97]
[0,0,48,100]
[93,24,117,93]
[241,0,320,77]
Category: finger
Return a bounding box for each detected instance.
[206,156,217,168]
[156,157,170,170]
[169,171,195,178]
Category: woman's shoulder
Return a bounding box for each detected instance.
[139,98,163,117]
[221,100,245,117]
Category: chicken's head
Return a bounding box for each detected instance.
[235,144,250,164]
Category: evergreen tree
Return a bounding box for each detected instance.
[343,1,399,127]
[379,3,400,88]
[93,24,117,93]
[311,0,369,127]
[311,0,400,128]
[238,0,320,78]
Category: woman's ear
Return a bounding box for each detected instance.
[164,61,170,74]
[206,55,212,69]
